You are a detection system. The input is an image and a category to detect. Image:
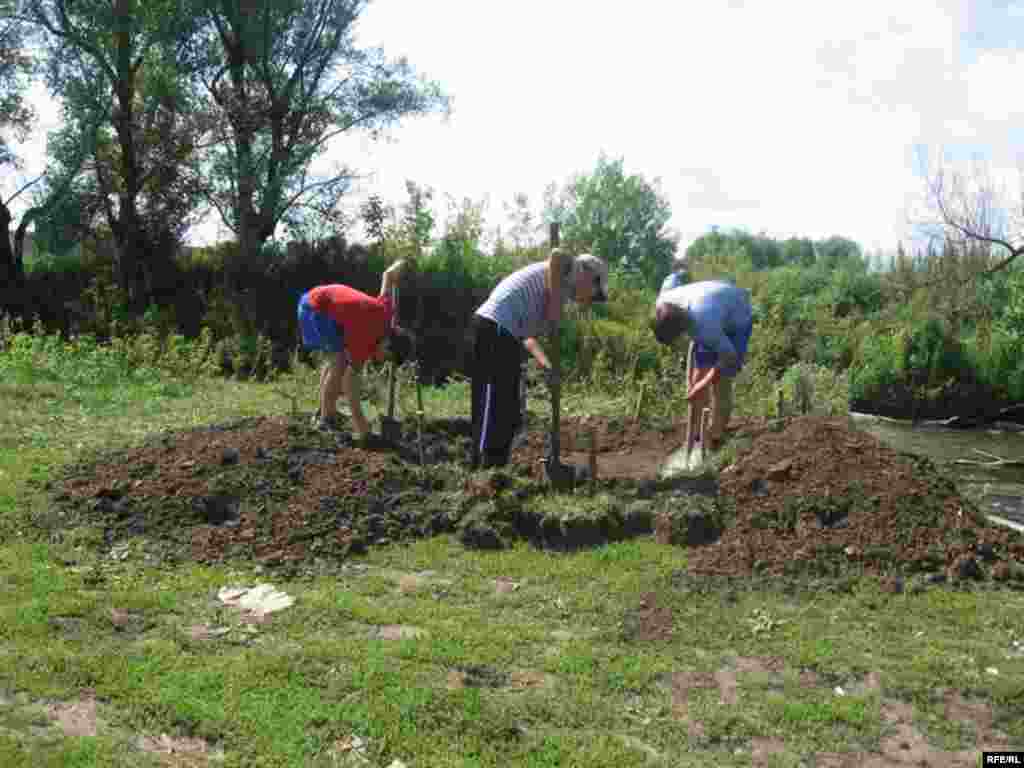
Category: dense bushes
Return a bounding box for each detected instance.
[9,224,1024,419]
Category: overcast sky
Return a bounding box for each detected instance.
[5,0,1023,254]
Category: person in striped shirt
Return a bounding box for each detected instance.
[470,249,609,468]
[297,260,412,439]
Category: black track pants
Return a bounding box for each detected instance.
[470,316,523,467]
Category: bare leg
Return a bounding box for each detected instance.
[320,351,348,418]
[708,376,733,448]
[317,361,330,413]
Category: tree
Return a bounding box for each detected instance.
[919,150,1023,277]
[0,0,36,286]
[11,119,102,279]
[192,0,449,273]
[781,236,815,267]
[503,192,537,250]
[814,235,865,273]
[686,229,753,279]
[542,153,676,286]
[359,192,386,252]
[25,0,211,306]
[442,192,487,251]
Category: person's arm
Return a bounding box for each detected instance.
[687,367,720,401]
[379,260,406,298]
[523,337,551,369]
[546,249,571,325]
[685,323,737,401]
[345,365,371,438]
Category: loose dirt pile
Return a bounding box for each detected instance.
[686,415,1024,580]
[51,414,476,565]
[44,410,1024,581]
[46,412,684,566]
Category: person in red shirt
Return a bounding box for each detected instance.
[297,260,411,438]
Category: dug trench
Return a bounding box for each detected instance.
[39,412,1024,584]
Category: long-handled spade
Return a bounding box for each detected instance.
[543,223,576,491]
[415,338,425,468]
[380,285,403,443]
[682,341,699,464]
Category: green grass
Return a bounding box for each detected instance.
[0,337,1022,766]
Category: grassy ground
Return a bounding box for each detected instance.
[0,357,1022,767]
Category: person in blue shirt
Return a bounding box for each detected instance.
[653,280,753,450]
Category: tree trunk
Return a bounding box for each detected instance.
[0,198,14,285]
[0,199,21,316]
[12,212,30,280]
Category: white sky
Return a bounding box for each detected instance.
[4,0,1024,254]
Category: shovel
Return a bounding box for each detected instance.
[380,285,403,443]
[662,342,707,477]
[542,223,578,491]
[682,341,699,463]
[415,339,425,467]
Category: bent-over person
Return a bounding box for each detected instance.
[470,249,609,468]
[653,280,753,451]
[297,260,412,439]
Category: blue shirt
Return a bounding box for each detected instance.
[657,281,752,363]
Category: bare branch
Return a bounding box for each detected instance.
[2,171,43,206]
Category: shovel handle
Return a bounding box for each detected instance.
[683,341,696,454]
[548,222,561,469]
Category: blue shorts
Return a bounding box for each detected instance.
[297,293,344,353]
[693,319,753,378]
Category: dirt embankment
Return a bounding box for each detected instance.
[46,412,1024,582]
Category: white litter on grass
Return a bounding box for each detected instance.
[834,686,846,697]
[986,667,999,676]
[217,584,295,615]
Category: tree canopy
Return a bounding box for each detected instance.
[543,154,677,287]
[190,0,450,267]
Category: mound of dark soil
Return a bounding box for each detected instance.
[687,415,1024,579]
[50,414,478,565]
[46,412,694,566]
[45,408,1024,581]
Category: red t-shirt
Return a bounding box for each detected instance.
[307,284,393,364]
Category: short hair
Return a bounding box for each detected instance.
[653,303,687,345]
[574,253,609,302]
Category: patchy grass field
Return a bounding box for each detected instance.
[0,356,1022,767]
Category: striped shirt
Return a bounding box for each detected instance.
[475,260,573,339]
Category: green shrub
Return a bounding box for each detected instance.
[849,328,902,402]
[850,315,972,403]
[970,327,1024,401]
[779,362,850,416]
